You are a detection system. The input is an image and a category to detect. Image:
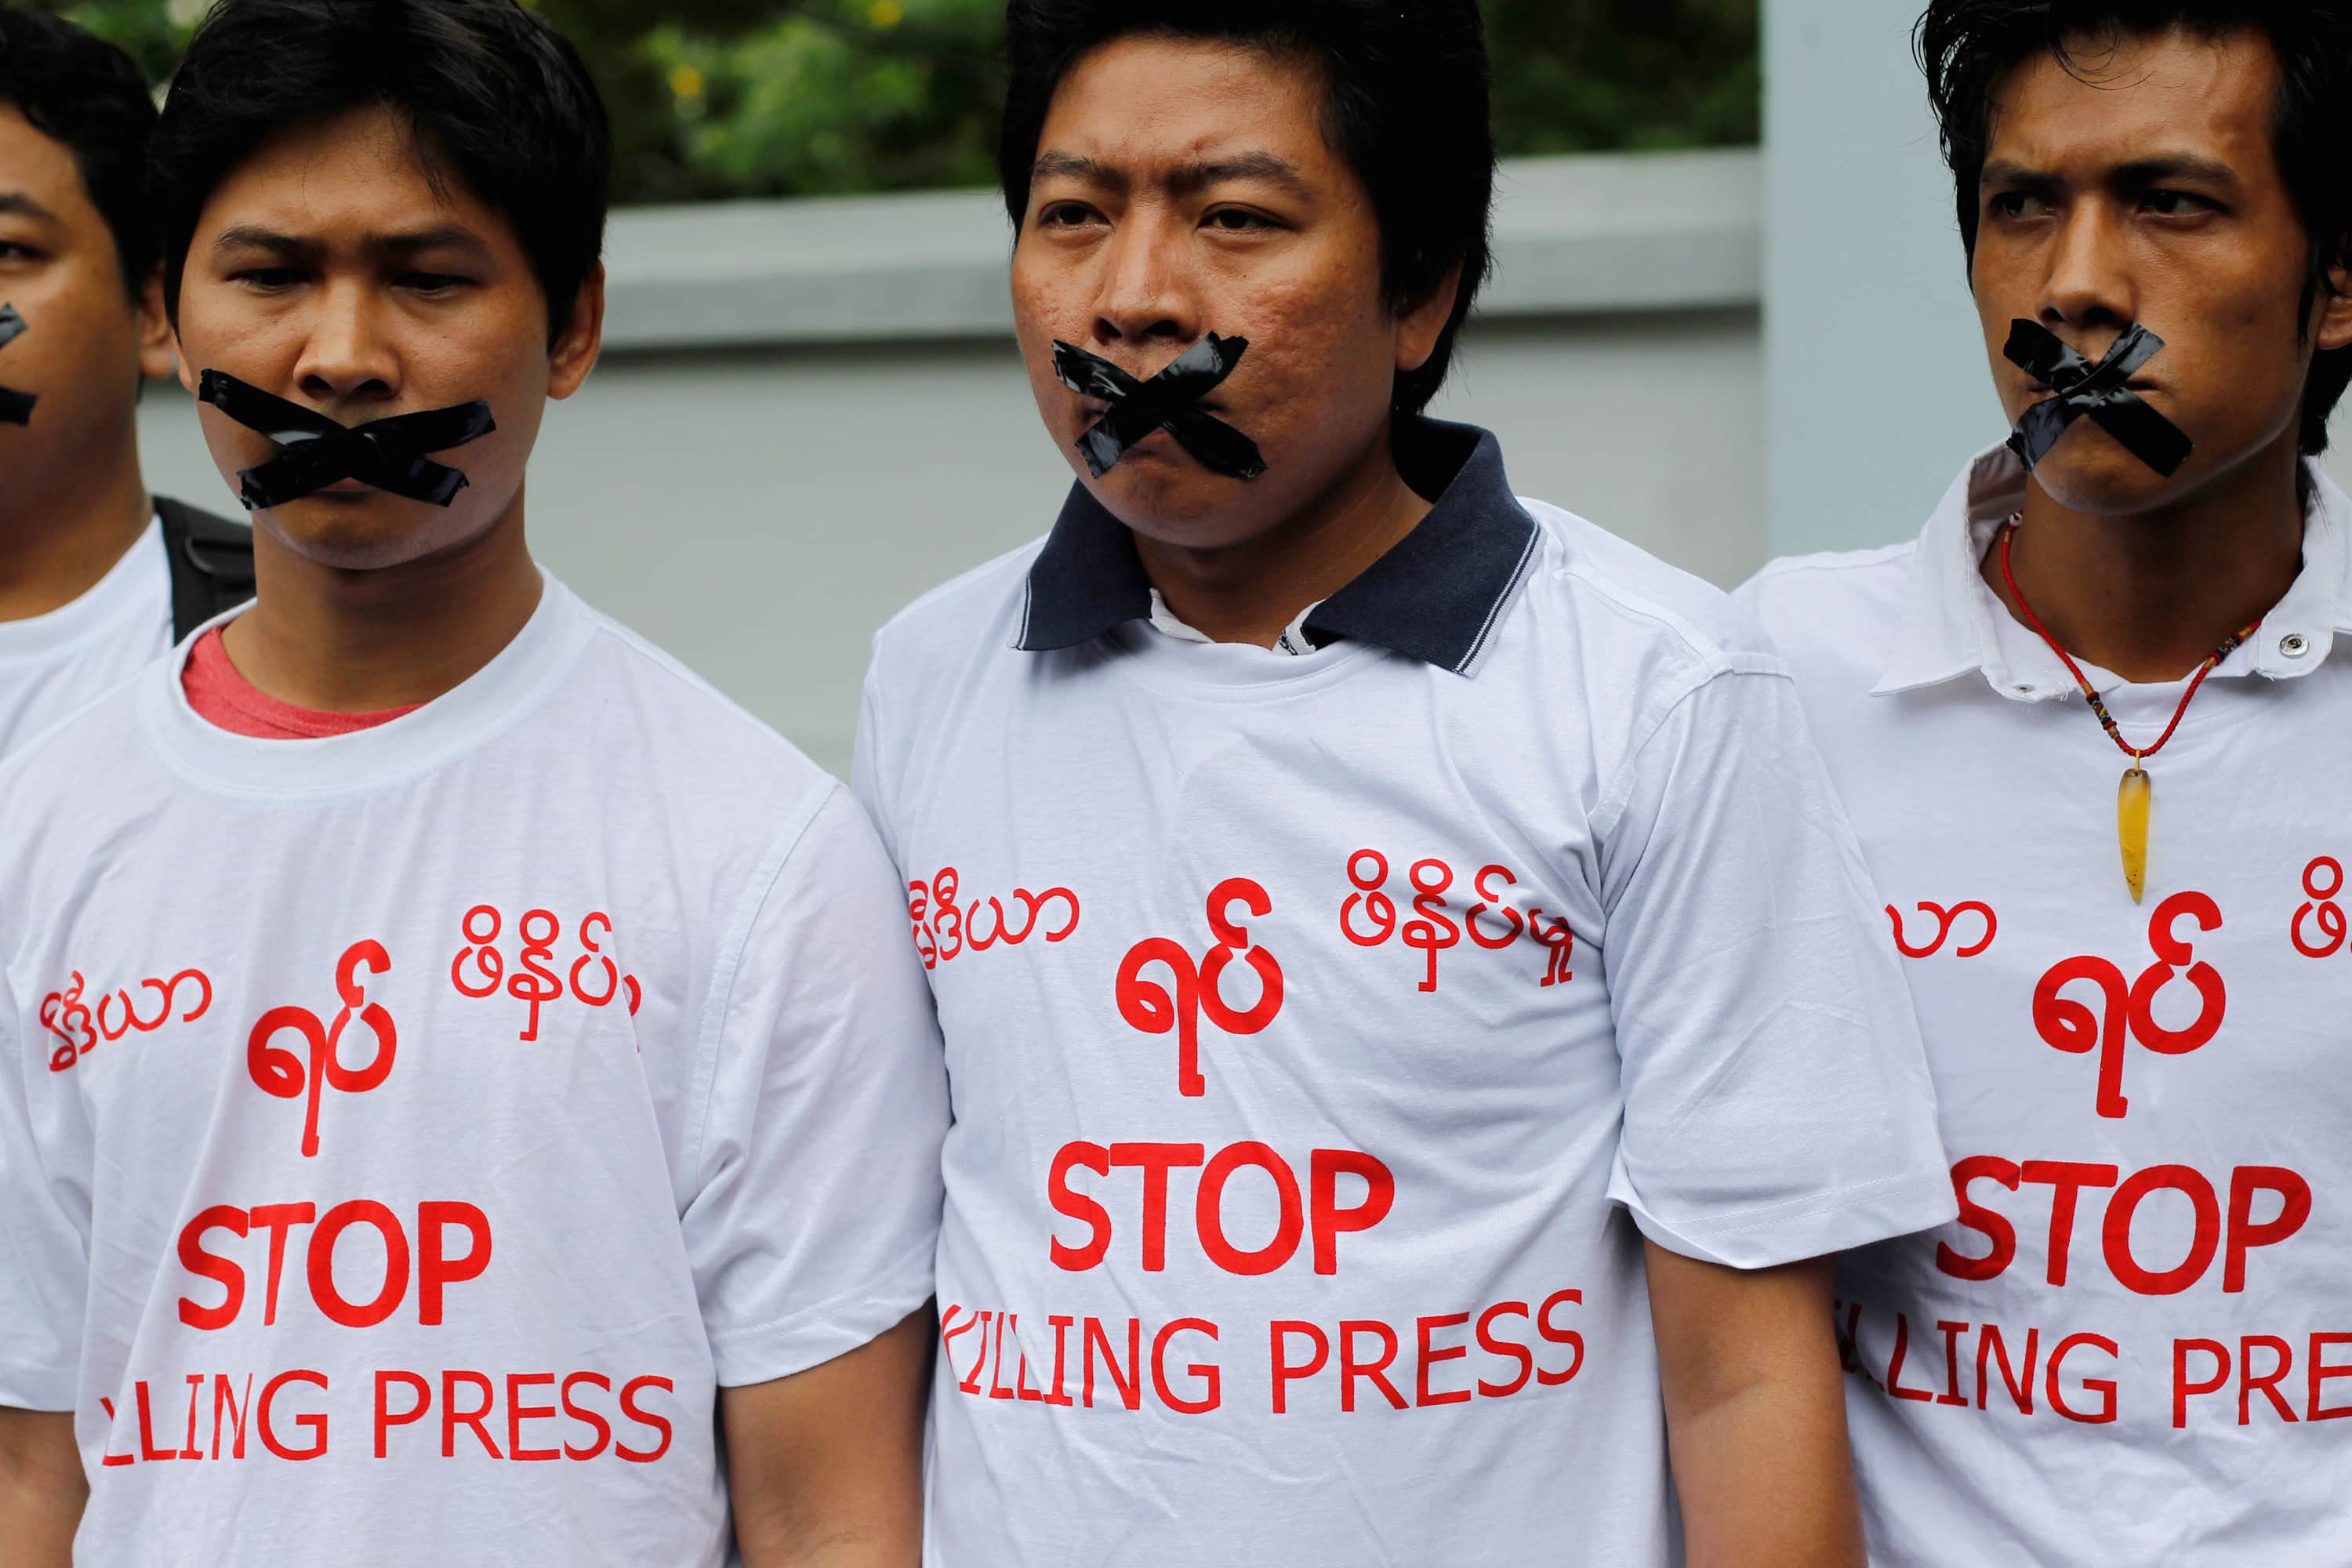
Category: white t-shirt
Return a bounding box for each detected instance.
[1739,445,2352,1567]
[0,575,949,1567]
[855,421,1955,1568]
[0,516,169,757]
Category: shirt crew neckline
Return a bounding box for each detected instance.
[0,517,163,662]
[1096,602,1395,706]
[1145,586,1326,655]
[138,567,590,799]
[181,626,423,738]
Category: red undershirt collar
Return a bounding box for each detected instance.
[180,624,422,739]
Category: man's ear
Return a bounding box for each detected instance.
[2316,241,2352,354]
[548,260,605,401]
[1395,260,1465,376]
[136,267,178,383]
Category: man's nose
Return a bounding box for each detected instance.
[2038,203,2139,346]
[289,278,401,408]
[1089,212,1204,350]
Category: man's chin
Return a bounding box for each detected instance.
[254,495,456,571]
[2022,436,2198,518]
[1084,455,1273,545]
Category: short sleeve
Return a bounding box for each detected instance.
[681,786,947,1387]
[0,963,90,1410]
[1598,669,1955,1269]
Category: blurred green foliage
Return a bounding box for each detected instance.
[42,0,1758,205]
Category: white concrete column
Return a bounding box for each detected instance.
[1762,0,2002,559]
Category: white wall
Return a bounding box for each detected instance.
[1762,0,1995,558]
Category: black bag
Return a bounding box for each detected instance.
[156,495,256,642]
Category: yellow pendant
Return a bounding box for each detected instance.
[2118,764,2151,904]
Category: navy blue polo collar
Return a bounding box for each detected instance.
[1013,418,1541,675]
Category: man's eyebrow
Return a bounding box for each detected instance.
[1031,150,1123,191]
[1029,148,1313,201]
[2111,154,2241,187]
[376,223,492,257]
[1169,151,1312,201]
[1980,153,2242,189]
[208,224,492,260]
[0,191,60,223]
[1980,160,2060,189]
[210,225,318,260]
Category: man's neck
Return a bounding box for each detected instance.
[1136,423,1432,648]
[0,439,154,622]
[220,495,543,712]
[1984,437,2308,684]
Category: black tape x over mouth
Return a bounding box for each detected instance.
[2004,320,2193,478]
[0,303,37,426]
[196,370,496,510]
[1051,334,1268,481]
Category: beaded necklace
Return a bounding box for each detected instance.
[1998,516,2260,902]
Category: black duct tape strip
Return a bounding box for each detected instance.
[2004,320,2193,478]
[1052,335,1268,481]
[0,303,38,426]
[197,370,496,510]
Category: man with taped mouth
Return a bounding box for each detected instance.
[0,9,253,758]
[852,4,1954,1564]
[0,2,947,1565]
[1738,5,2352,1563]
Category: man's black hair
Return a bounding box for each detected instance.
[999,0,1495,419]
[1918,2,2352,455]
[0,8,159,293]
[151,0,610,347]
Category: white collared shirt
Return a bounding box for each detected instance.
[860,426,1951,1568]
[1740,445,2352,1567]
